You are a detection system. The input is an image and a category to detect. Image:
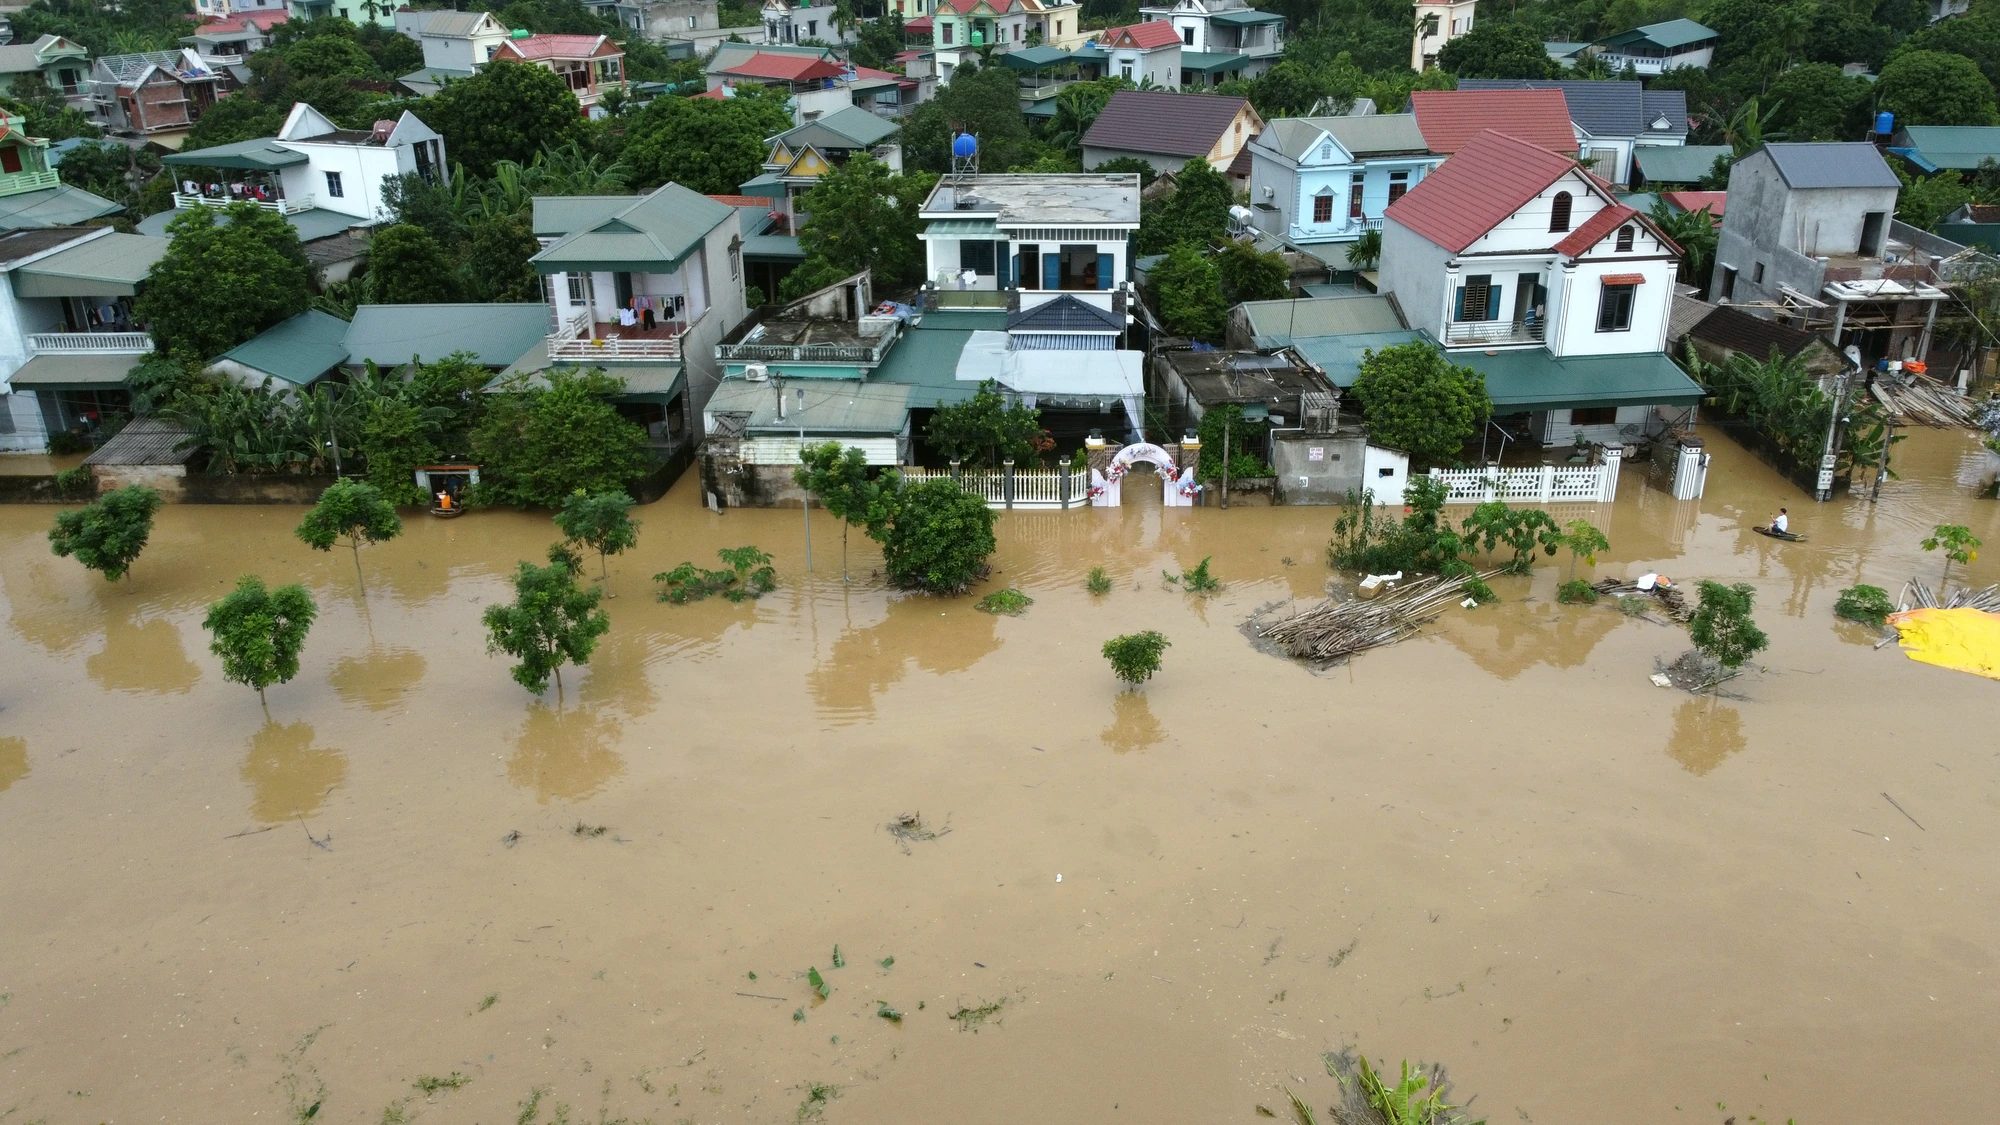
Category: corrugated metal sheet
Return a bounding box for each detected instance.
[1238,294,1406,340]
[1762,142,1901,190]
[84,417,196,466]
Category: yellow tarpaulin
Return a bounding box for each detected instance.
[1887,608,2000,681]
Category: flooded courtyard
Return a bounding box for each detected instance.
[2,427,1997,1125]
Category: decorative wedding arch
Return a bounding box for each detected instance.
[1089,442,1199,507]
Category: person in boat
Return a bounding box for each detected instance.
[1771,507,1788,534]
[436,489,454,511]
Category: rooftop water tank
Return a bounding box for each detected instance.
[952,133,978,159]
[1875,111,1894,136]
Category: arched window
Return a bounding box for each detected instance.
[1319,141,1333,162]
[1615,225,1635,252]
[1549,191,1572,232]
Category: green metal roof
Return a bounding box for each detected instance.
[531,183,735,274]
[0,184,121,231]
[136,205,361,242]
[1451,347,1704,413]
[4,352,142,389]
[343,303,551,368]
[1597,18,1716,50]
[1288,330,1424,386]
[496,362,684,399]
[1633,144,1731,184]
[162,138,308,171]
[868,312,1001,406]
[742,232,805,260]
[773,105,900,148]
[1209,8,1285,24]
[738,172,788,198]
[1240,295,1405,341]
[13,233,170,297]
[531,195,630,238]
[215,309,351,384]
[706,376,912,434]
[1179,51,1251,74]
[998,45,1071,70]
[922,218,1000,238]
[1892,126,2000,171]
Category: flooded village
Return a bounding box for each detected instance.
[4,0,2000,1121]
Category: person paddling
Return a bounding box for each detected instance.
[1771,507,1789,535]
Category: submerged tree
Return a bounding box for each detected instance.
[1351,342,1491,466]
[482,544,611,695]
[794,442,890,580]
[1688,580,1769,677]
[869,476,997,595]
[554,489,640,583]
[296,478,402,582]
[1102,631,1170,686]
[1921,523,1981,589]
[48,484,163,584]
[204,576,318,703]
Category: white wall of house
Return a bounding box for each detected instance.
[421,19,508,71]
[1595,43,1713,74]
[278,142,407,220]
[793,84,853,124]
[1104,44,1177,86]
[1250,136,1437,244]
[1548,251,1676,358]
[923,234,1131,290]
[686,211,746,423]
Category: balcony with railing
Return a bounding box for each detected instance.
[29,331,155,355]
[1288,215,1384,242]
[174,191,316,215]
[546,308,692,361]
[1443,319,1545,347]
[717,314,901,368]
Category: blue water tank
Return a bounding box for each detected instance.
[1876,111,1894,136]
[952,133,978,159]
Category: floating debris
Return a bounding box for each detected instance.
[886,812,950,854]
[1246,570,1503,665]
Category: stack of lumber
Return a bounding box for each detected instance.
[1901,579,2000,613]
[1869,377,1979,428]
[1591,577,1694,621]
[1249,570,1502,664]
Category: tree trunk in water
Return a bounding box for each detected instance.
[350,538,366,593]
[841,522,849,582]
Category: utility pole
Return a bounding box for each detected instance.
[797,385,811,572]
[1871,409,1896,502]
[1220,422,1230,509]
[324,384,344,477]
[1814,369,1848,502]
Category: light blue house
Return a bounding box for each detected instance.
[1246,114,1440,257]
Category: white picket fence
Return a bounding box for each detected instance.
[1428,448,1622,504]
[899,467,1092,510]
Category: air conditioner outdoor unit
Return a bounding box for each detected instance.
[744,362,770,382]
[1261,185,1274,199]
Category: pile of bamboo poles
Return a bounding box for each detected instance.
[1869,377,1980,428]
[1591,577,1694,621]
[1901,578,2000,612]
[1249,570,1502,664]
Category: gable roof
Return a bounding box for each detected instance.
[1634,143,1729,184]
[1007,293,1124,332]
[718,52,846,81]
[495,33,616,61]
[1689,304,1828,359]
[531,182,735,272]
[417,10,504,37]
[1457,79,1686,139]
[1661,189,1724,216]
[1385,129,1583,253]
[192,10,287,36]
[94,49,221,85]
[1761,142,1900,189]
[1082,89,1251,158]
[1889,125,2000,171]
[1553,202,1637,256]
[1596,18,1717,50]
[215,309,351,384]
[0,34,87,72]
[1257,113,1429,161]
[1408,89,1575,155]
[1096,21,1182,49]
[773,104,899,150]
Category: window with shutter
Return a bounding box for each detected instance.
[1615,225,1634,252]
[1549,191,1572,232]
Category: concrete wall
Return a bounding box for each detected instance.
[1084,145,1191,176]
[1711,148,1899,305]
[684,209,748,428]
[1377,217,1453,339]
[1270,433,1407,504]
[277,142,406,221]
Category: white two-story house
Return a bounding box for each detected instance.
[1378,128,1703,447]
[394,9,511,94]
[159,103,448,223]
[1248,114,1440,252]
[918,171,1141,294]
[1137,0,1282,78]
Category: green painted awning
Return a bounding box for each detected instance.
[1179,51,1251,73]
[14,233,170,297]
[999,45,1070,69]
[162,138,307,171]
[922,218,1000,238]
[1452,348,1704,413]
[1209,8,1284,24]
[742,232,805,260]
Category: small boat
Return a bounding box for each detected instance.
[1754,525,1806,542]
[430,504,464,519]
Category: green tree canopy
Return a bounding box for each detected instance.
[791,155,939,292]
[620,86,793,194]
[296,478,403,580]
[136,204,313,364]
[482,544,611,694]
[423,61,585,178]
[1893,15,2000,92]
[1147,243,1227,342]
[1876,50,2000,127]
[868,476,996,594]
[365,224,462,304]
[1216,239,1290,304]
[1136,157,1232,254]
[1648,197,1717,288]
[1688,580,1768,673]
[471,368,652,508]
[1351,342,1491,465]
[793,441,890,578]
[555,490,641,581]
[48,139,156,208]
[925,379,1045,468]
[204,576,319,702]
[1437,21,1563,79]
[48,485,162,583]
[903,61,1033,174]
[1897,172,1975,232]
[1764,63,1874,142]
[1102,630,1170,685]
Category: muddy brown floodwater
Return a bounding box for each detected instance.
[1,428,1997,1125]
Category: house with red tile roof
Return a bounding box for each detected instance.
[1073,20,1181,87]
[708,50,852,123]
[183,11,287,71]
[1407,89,1576,156]
[492,33,626,118]
[1377,128,1703,447]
